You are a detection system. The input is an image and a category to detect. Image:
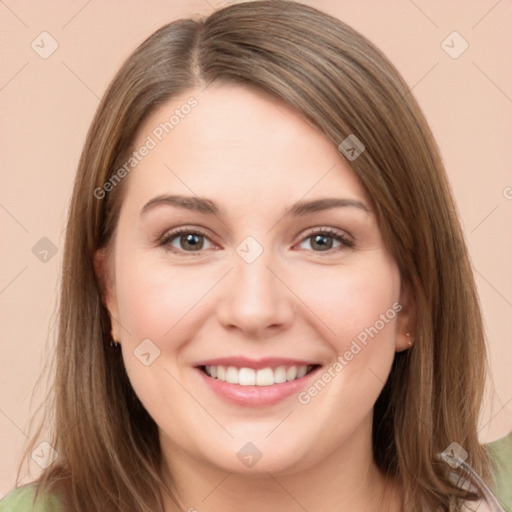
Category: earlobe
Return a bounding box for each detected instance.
[395,282,417,352]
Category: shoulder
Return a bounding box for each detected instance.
[486,431,512,511]
[0,484,62,512]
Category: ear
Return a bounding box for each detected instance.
[94,247,121,341]
[395,280,416,352]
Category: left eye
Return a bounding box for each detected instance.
[297,230,352,252]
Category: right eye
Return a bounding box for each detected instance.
[159,228,217,255]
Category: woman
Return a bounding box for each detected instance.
[2,1,511,511]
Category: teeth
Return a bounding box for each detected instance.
[256,368,274,386]
[226,366,239,384]
[296,366,308,378]
[274,366,287,384]
[203,365,312,386]
[239,368,256,386]
[286,366,297,381]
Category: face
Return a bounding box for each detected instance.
[95,83,413,477]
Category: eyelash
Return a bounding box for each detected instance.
[157,226,354,256]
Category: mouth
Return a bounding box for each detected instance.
[193,358,323,407]
[197,363,320,386]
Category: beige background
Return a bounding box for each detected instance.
[1,0,511,497]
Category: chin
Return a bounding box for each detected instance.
[196,431,320,476]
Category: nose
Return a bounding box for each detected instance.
[215,249,295,338]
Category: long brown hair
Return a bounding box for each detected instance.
[16,1,493,510]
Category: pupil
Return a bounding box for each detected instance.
[312,234,332,251]
[182,234,202,250]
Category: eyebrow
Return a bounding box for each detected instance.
[140,194,370,218]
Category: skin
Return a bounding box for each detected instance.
[95,83,415,512]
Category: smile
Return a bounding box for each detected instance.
[200,364,318,386]
[194,358,323,407]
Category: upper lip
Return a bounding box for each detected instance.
[194,357,321,370]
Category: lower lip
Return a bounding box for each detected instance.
[194,366,322,407]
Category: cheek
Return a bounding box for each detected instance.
[291,257,401,416]
[113,253,211,423]
[292,259,400,350]
[290,263,400,438]
[115,252,215,343]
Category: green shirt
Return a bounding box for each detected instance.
[2,433,511,511]
[0,485,62,512]
[488,431,512,511]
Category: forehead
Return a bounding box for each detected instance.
[123,83,369,214]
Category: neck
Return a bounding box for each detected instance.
[159,412,402,512]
